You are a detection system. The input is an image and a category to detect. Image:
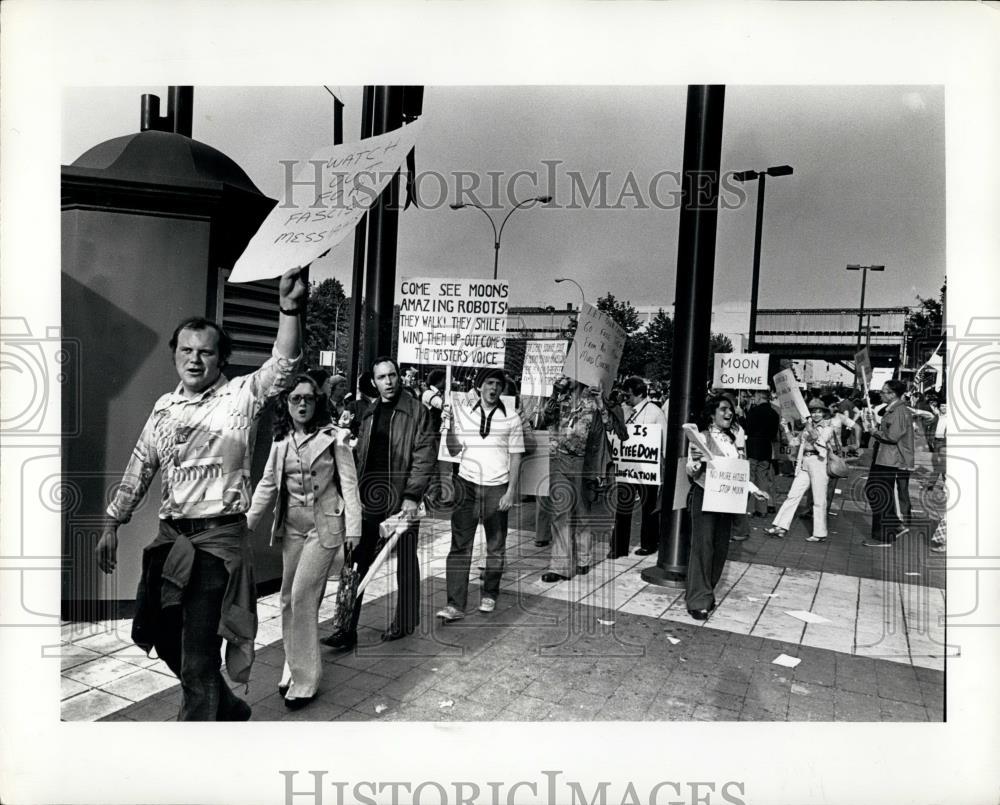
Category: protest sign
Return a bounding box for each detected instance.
[518,429,550,498]
[702,457,752,514]
[773,368,809,422]
[438,391,516,464]
[855,346,873,389]
[397,277,508,368]
[609,423,663,486]
[713,352,769,389]
[522,340,569,397]
[562,302,626,388]
[230,120,425,282]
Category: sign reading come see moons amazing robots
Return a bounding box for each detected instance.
[397,277,508,368]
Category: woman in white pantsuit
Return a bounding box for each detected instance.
[248,374,361,709]
[765,398,835,542]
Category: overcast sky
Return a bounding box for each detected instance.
[62,84,945,316]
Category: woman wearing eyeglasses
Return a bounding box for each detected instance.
[248,373,361,709]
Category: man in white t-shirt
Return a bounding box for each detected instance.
[437,367,525,620]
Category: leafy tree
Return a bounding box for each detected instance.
[905,279,945,368]
[644,309,674,384]
[708,332,733,380]
[304,278,351,370]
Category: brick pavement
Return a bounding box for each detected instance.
[63,442,946,722]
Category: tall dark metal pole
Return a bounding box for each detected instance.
[747,174,766,352]
[346,87,375,389]
[363,86,405,363]
[642,85,726,588]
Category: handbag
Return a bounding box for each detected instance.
[330,542,360,634]
[826,448,849,478]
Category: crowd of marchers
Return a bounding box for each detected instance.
[95,272,947,718]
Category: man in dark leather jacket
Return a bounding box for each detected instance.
[323,356,436,648]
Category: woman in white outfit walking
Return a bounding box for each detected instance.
[765,398,835,542]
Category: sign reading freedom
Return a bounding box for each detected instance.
[229,120,425,283]
[397,277,508,368]
[610,423,663,485]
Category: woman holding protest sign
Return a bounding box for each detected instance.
[684,396,770,620]
[765,398,836,542]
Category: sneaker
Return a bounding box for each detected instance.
[479,597,496,613]
[930,544,946,553]
[863,540,894,548]
[805,536,827,543]
[436,604,464,622]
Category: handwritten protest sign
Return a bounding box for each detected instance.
[522,340,569,397]
[713,352,769,390]
[855,347,873,389]
[230,120,424,283]
[397,277,508,368]
[702,457,751,514]
[773,368,809,423]
[438,391,516,464]
[562,302,626,388]
[610,423,662,485]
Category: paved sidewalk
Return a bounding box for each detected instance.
[58,443,947,722]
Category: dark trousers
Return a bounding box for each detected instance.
[611,483,660,555]
[154,551,247,721]
[447,475,509,609]
[685,484,733,612]
[865,463,903,541]
[894,469,912,527]
[347,514,421,635]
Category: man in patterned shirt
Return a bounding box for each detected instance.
[541,376,599,582]
[95,267,307,721]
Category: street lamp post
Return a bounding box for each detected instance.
[450,195,552,280]
[554,277,585,311]
[847,263,886,350]
[733,165,793,351]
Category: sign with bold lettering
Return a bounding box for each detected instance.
[562,302,626,388]
[397,277,508,368]
[230,120,425,283]
[773,368,809,423]
[522,340,570,397]
[702,457,751,514]
[609,423,662,485]
[713,352,769,389]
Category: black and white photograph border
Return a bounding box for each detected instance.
[2,2,999,805]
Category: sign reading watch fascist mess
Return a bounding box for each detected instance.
[397,277,508,367]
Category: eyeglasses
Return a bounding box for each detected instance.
[289,394,317,405]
